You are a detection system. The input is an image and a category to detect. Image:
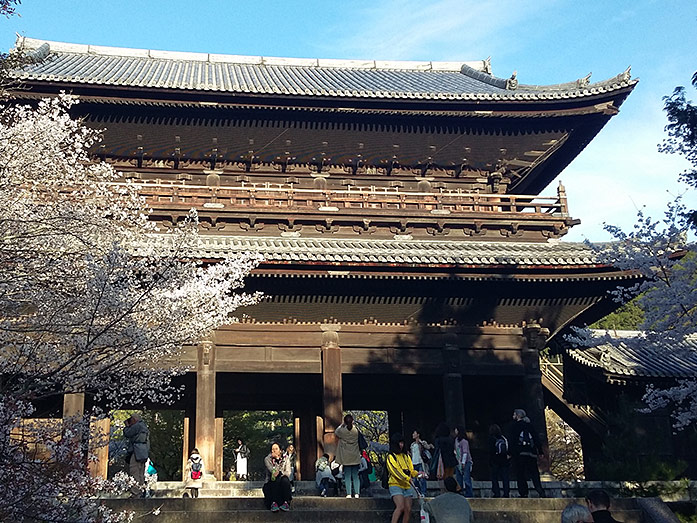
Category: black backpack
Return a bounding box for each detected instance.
[381,453,394,489]
[518,429,535,452]
[495,436,508,456]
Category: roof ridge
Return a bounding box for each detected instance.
[15,36,489,73]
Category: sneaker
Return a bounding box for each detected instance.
[320,489,327,497]
[346,494,352,498]
[354,494,360,498]
[270,502,279,512]
[280,502,290,512]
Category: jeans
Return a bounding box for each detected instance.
[491,462,510,497]
[413,463,427,496]
[456,462,473,497]
[343,464,360,496]
[263,475,292,508]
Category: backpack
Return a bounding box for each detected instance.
[419,443,431,465]
[191,459,202,480]
[358,430,368,451]
[518,429,535,453]
[495,436,508,456]
[381,453,394,489]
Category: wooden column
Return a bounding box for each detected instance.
[321,324,342,458]
[62,392,85,445]
[88,417,110,479]
[182,416,190,481]
[195,341,217,479]
[62,392,85,419]
[442,339,466,429]
[296,407,319,480]
[215,416,224,480]
[523,323,551,473]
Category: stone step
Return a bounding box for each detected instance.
[104,497,647,523]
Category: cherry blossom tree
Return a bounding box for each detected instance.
[0,95,260,521]
[568,72,697,432]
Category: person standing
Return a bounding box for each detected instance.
[262,442,292,512]
[123,413,150,498]
[508,408,545,498]
[286,443,297,493]
[386,433,421,523]
[335,414,362,498]
[410,429,433,497]
[488,423,511,498]
[234,438,249,481]
[433,422,457,483]
[454,425,473,497]
[184,448,204,498]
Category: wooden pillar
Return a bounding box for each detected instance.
[62,392,85,419]
[296,407,319,480]
[215,416,224,480]
[62,392,86,446]
[195,341,217,479]
[523,323,551,473]
[182,416,190,481]
[321,324,342,458]
[88,417,110,479]
[442,338,466,429]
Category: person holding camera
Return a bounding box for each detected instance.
[386,433,423,523]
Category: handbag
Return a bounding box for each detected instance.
[358,430,368,451]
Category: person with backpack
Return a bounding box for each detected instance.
[385,433,422,523]
[507,409,546,498]
[315,453,336,497]
[123,413,150,498]
[410,429,433,497]
[488,423,510,498]
[358,449,373,495]
[184,448,204,498]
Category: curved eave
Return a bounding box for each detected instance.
[11,77,638,114]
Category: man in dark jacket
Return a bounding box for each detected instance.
[123,413,150,497]
[507,408,545,498]
[586,489,622,522]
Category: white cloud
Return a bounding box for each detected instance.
[324,0,556,61]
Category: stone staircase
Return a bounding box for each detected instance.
[99,481,678,522]
[103,496,655,522]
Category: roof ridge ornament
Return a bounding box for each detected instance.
[577,73,592,89]
[506,71,518,91]
[483,56,492,75]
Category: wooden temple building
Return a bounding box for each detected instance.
[11,37,642,480]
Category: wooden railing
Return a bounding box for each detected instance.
[113,180,568,216]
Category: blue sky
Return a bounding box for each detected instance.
[2,0,696,241]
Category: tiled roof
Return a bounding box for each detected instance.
[161,235,622,272]
[569,331,697,379]
[13,37,637,102]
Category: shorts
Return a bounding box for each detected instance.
[389,485,415,498]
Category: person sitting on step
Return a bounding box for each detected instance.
[262,442,292,512]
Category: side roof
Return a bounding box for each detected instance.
[13,37,637,103]
[568,331,697,380]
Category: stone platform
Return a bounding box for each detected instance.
[100,481,679,522]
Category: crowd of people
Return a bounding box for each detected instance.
[121,409,624,523]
